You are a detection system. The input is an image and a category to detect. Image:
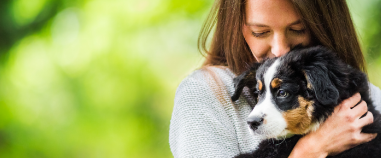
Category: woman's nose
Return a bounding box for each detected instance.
[271,35,291,57]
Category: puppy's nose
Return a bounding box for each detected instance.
[247,116,264,131]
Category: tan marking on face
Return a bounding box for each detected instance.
[247,71,255,79]
[283,96,314,134]
[258,80,263,91]
[303,71,313,89]
[271,78,282,89]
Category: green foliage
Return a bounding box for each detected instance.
[363,1,381,61]
[0,36,172,157]
[348,0,381,87]
[0,0,379,158]
[0,0,212,157]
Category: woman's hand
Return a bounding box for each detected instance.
[289,93,377,158]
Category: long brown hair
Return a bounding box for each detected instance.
[198,0,366,75]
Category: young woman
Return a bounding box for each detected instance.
[169,0,381,157]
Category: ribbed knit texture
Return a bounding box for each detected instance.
[169,66,381,158]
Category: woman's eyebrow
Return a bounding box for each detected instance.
[245,20,302,27]
[245,22,268,27]
[288,20,302,26]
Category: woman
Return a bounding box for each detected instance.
[170,0,381,157]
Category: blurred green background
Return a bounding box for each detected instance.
[0,0,380,157]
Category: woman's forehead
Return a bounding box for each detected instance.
[245,0,302,28]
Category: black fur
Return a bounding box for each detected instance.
[231,46,381,158]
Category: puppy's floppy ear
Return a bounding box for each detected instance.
[231,70,256,101]
[231,63,260,101]
[297,46,339,105]
[304,68,339,105]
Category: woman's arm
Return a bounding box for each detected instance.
[370,83,381,111]
[289,93,377,158]
[169,74,240,157]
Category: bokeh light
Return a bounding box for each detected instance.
[0,0,379,157]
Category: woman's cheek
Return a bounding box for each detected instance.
[250,42,271,61]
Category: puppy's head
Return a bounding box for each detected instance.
[232,46,341,139]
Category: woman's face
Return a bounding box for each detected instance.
[242,0,311,61]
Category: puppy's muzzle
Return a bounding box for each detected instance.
[247,116,264,131]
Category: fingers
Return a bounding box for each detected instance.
[356,133,377,145]
[336,93,374,132]
[350,111,376,146]
[340,93,361,110]
[320,93,377,155]
[339,93,368,119]
[352,100,368,118]
[343,94,377,145]
[358,111,374,126]
[334,93,360,113]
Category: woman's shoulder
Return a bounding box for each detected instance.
[178,66,235,87]
[175,66,235,99]
[175,66,234,103]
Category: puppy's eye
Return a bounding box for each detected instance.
[277,89,289,98]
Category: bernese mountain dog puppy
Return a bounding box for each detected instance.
[231,46,381,158]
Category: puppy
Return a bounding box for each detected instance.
[231,46,381,158]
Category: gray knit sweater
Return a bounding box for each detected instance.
[169,66,381,158]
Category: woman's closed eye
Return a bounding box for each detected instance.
[290,28,306,35]
[251,29,306,38]
[252,31,270,37]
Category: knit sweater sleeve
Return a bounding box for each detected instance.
[370,83,381,112]
[169,70,240,157]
